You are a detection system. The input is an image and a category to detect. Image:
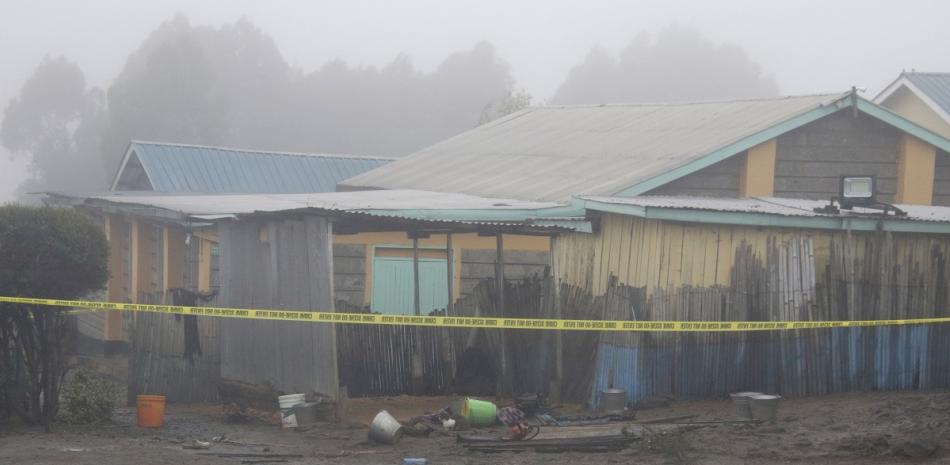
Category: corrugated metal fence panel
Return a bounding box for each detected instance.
[588,232,950,408]
[218,217,339,398]
[127,292,220,403]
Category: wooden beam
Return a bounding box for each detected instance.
[739,139,776,197]
[895,134,936,205]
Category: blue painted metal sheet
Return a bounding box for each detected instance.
[370,257,448,315]
[125,141,391,194]
[590,325,949,409]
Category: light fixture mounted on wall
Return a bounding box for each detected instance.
[813,175,906,216]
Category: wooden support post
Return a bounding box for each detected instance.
[496,233,508,398]
[413,236,421,316]
[411,235,424,393]
[446,233,454,316]
[739,139,776,197]
[103,215,128,345]
[895,134,936,205]
[444,233,456,378]
[550,236,563,387]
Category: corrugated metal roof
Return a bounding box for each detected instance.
[904,72,950,117]
[113,141,393,194]
[78,190,584,231]
[341,94,849,202]
[582,195,950,223]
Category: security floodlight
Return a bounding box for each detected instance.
[839,176,875,208]
[814,174,905,216]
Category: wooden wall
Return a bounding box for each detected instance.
[218,216,339,399]
[774,112,902,201]
[648,156,742,197]
[556,212,950,299]
[933,150,950,206]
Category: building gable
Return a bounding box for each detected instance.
[113,150,153,191]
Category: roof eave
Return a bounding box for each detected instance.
[873,77,950,127]
[612,97,848,197]
[580,198,950,234]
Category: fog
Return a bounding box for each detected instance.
[3,0,949,201]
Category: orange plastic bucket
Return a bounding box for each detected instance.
[136,394,166,427]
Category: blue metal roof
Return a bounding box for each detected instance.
[904,72,950,116]
[113,141,393,194]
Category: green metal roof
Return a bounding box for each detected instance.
[111,141,393,194]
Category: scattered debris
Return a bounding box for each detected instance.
[182,440,211,450]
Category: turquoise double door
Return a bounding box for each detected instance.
[370,257,449,315]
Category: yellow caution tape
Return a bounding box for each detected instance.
[1,296,949,332]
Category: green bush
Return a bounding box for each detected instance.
[0,205,109,429]
[58,369,117,425]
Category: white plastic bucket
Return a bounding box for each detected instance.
[278,393,306,428]
[749,394,781,423]
[368,410,404,444]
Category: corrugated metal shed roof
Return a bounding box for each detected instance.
[112,141,393,194]
[76,190,584,231]
[904,72,950,116]
[340,94,850,202]
[582,195,950,223]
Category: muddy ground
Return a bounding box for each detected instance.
[2,390,950,465]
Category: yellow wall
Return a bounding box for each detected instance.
[881,86,950,139]
[556,213,836,296]
[739,139,776,197]
[556,213,950,298]
[896,134,936,205]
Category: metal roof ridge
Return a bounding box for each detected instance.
[533,92,849,110]
[129,140,397,161]
[903,71,950,77]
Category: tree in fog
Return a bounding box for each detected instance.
[552,25,779,104]
[289,41,512,155]
[102,16,515,168]
[5,15,522,195]
[1,57,107,194]
[478,86,532,125]
[101,15,281,172]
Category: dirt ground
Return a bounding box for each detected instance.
[2,390,950,465]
